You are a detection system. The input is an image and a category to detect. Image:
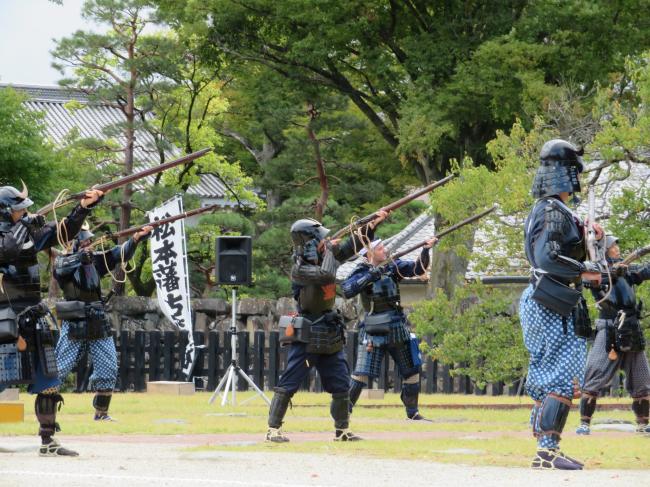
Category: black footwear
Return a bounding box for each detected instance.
[39,439,79,457]
[334,429,362,441]
[554,449,584,467]
[407,412,432,422]
[531,449,582,470]
[265,427,290,443]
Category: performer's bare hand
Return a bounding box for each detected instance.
[423,237,438,249]
[585,219,605,240]
[134,225,153,242]
[370,209,390,229]
[80,189,104,208]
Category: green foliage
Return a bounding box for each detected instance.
[0,88,64,204]
[410,282,527,388]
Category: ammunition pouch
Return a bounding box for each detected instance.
[0,341,33,385]
[0,308,18,344]
[280,311,344,355]
[55,300,87,320]
[57,301,110,340]
[572,296,592,338]
[531,274,581,317]
[279,315,312,345]
[362,312,393,335]
[615,311,645,353]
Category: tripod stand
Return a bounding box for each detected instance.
[208,287,270,407]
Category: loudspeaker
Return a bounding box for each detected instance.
[215,236,252,286]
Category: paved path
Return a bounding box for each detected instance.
[1,435,649,487]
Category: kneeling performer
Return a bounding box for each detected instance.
[343,238,436,421]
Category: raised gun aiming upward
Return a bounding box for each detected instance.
[380,205,497,264]
[37,148,212,215]
[329,174,456,240]
[85,203,220,250]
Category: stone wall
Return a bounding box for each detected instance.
[105,296,362,334]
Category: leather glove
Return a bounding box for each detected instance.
[303,238,319,264]
[20,213,46,233]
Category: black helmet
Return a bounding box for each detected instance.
[290,218,330,247]
[532,139,585,198]
[0,182,33,220]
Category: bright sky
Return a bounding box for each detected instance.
[0,0,88,86]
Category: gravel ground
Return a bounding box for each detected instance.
[1,436,649,487]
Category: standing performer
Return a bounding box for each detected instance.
[53,224,152,421]
[0,184,102,456]
[577,235,650,435]
[520,139,602,470]
[343,238,436,421]
[266,211,388,443]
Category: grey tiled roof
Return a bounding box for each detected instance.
[2,84,233,203]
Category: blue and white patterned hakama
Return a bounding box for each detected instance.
[520,284,586,448]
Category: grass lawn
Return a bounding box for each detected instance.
[1,391,647,469]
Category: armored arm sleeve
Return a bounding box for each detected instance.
[332,225,376,263]
[394,248,431,279]
[341,265,380,299]
[0,230,22,263]
[627,263,650,285]
[291,245,338,285]
[31,204,91,251]
[95,238,137,277]
[533,203,584,280]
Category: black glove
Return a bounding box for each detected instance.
[612,263,627,277]
[368,266,383,282]
[303,238,319,264]
[20,213,46,233]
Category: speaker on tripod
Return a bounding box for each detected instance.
[215,236,252,286]
[209,236,269,407]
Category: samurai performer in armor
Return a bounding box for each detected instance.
[266,211,388,443]
[343,238,436,421]
[577,236,650,435]
[0,183,102,456]
[53,223,152,421]
[520,139,603,469]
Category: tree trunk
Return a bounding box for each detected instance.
[114,43,137,295]
[427,225,476,298]
[306,102,328,220]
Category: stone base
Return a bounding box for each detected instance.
[0,402,24,423]
[146,381,195,395]
[360,388,384,400]
[0,388,19,401]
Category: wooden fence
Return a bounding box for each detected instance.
[56,330,627,397]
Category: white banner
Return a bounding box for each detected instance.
[148,195,195,379]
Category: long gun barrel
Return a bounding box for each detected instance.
[384,205,496,262]
[330,174,455,240]
[37,148,212,215]
[621,245,650,266]
[87,203,219,248]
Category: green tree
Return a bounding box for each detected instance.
[0,88,64,202]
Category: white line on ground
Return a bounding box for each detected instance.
[0,470,334,487]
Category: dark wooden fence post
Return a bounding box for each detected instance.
[134,330,146,391]
[149,330,161,382]
[237,330,249,391]
[253,330,265,389]
[207,331,219,391]
[119,330,130,392]
[162,331,175,381]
